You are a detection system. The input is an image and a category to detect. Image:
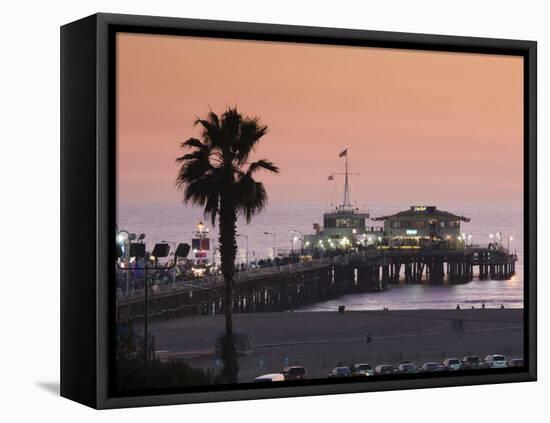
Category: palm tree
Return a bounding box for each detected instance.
[176,107,279,383]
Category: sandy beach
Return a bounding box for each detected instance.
[149,309,524,382]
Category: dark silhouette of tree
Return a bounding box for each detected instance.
[115,323,219,390]
[176,107,279,383]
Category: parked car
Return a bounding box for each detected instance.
[508,358,524,368]
[461,355,486,369]
[420,362,445,372]
[443,358,462,371]
[396,362,418,374]
[282,366,307,380]
[254,373,285,382]
[352,363,374,376]
[374,364,395,375]
[484,354,508,368]
[328,367,352,378]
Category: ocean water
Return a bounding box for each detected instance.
[117,202,524,310]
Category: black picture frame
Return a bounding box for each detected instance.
[60,12,537,409]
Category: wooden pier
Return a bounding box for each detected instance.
[116,247,516,322]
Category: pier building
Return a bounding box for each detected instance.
[373,206,470,246]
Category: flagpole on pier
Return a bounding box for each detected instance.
[340,148,350,208]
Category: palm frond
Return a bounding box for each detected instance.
[235,118,268,163]
[247,159,279,175]
[221,108,242,150]
[194,116,222,148]
[180,137,207,151]
[235,173,268,223]
[207,110,220,128]
[175,153,213,189]
[175,150,207,163]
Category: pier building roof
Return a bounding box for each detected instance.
[373,206,470,222]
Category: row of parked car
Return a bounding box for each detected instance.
[254,355,523,382]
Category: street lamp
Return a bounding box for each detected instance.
[116,235,174,364]
[291,229,304,255]
[264,232,277,259]
[143,242,171,363]
[507,236,514,253]
[116,230,132,319]
[161,240,178,283]
[236,233,249,268]
[116,230,129,257]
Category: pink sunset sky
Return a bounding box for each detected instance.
[116,32,523,207]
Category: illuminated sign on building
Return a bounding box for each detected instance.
[192,238,210,251]
[406,229,418,235]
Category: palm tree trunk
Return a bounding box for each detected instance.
[218,190,239,383]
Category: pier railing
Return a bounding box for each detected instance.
[116,256,335,304]
[116,246,517,306]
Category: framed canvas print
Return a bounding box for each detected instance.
[60,13,537,409]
